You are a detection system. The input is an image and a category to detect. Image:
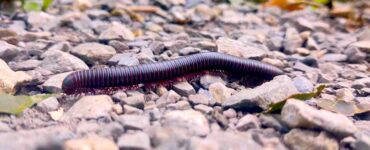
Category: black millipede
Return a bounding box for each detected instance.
[62,52,283,94]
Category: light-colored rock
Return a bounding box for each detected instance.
[0,59,32,94]
[351,40,370,53]
[99,22,135,41]
[36,97,60,112]
[189,93,211,105]
[166,100,191,110]
[284,129,339,150]
[73,0,93,11]
[161,110,209,136]
[354,133,370,150]
[27,12,59,31]
[120,93,145,109]
[49,108,64,121]
[200,75,225,89]
[117,114,150,130]
[156,90,181,107]
[281,99,357,137]
[41,50,88,73]
[216,37,267,58]
[62,95,114,120]
[117,132,151,150]
[65,134,118,150]
[123,105,143,115]
[236,114,260,131]
[223,75,298,110]
[71,43,116,65]
[209,82,233,105]
[42,72,73,93]
[284,27,303,54]
[172,81,195,96]
[194,104,213,114]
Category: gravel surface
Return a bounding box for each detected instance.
[0,0,369,149]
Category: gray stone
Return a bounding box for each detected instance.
[0,40,19,62]
[118,132,151,150]
[70,43,116,65]
[344,46,366,63]
[281,99,357,137]
[351,40,370,53]
[9,59,41,71]
[27,12,59,31]
[284,129,339,150]
[161,110,210,136]
[99,22,135,41]
[172,81,195,97]
[259,114,287,132]
[42,72,73,93]
[193,40,217,52]
[354,133,370,150]
[188,93,211,105]
[179,47,200,55]
[124,105,144,115]
[62,95,114,120]
[117,114,150,130]
[352,78,370,89]
[156,90,181,107]
[149,41,165,55]
[293,76,314,93]
[36,97,60,112]
[108,40,129,53]
[209,82,234,105]
[284,27,303,54]
[236,114,260,131]
[167,100,191,110]
[200,75,225,89]
[120,93,145,109]
[216,37,267,58]
[320,53,348,62]
[118,53,140,66]
[223,75,298,110]
[223,108,237,119]
[40,50,89,73]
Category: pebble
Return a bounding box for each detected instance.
[320,53,348,62]
[27,12,59,31]
[352,78,370,89]
[223,108,237,119]
[0,40,19,62]
[350,40,370,53]
[162,110,210,136]
[70,43,116,65]
[172,81,195,96]
[209,82,233,105]
[236,114,260,131]
[354,133,370,150]
[293,76,314,93]
[166,100,191,110]
[124,105,144,115]
[283,129,339,150]
[36,97,60,112]
[223,75,298,110]
[64,135,118,150]
[61,95,114,120]
[216,37,267,58]
[9,59,41,71]
[188,93,211,105]
[40,50,89,73]
[42,72,72,93]
[117,114,150,130]
[284,27,303,54]
[156,90,181,108]
[200,75,225,89]
[99,22,135,41]
[117,132,151,150]
[281,99,357,137]
[120,93,145,109]
[0,59,32,94]
[194,104,213,114]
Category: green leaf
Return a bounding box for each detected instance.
[228,0,244,5]
[266,85,326,113]
[0,94,55,115]
[23,1,42,11]
[42,0,53,11]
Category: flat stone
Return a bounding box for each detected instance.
[117,53,140,66]
[173,81,195,96]
[216,37,267,58]
[354,133,370,150]
[352,78,370,89]
[117,114,150,130]
[344,46,366,63]
[189,93,211,105]
[123,105,143,115]
[120,93,145,109]
[9,59,41,71]
[194,104,213,114]
[42,72,73,93]
[117,132,151,150]
[293,76,314,93]
[284,129,339,150]
[223,75,298,110]
[209,82,233,105]
[64,134,118,150]
[351,40,370,53]
[99,22,135,41]
[0,59,32,94]
[41,50,89,73]
[167,100,192,110]
[27,12,59,31]
[281,99,357,137]
[284,27,303,54]
[61,95,114,120]
[161,110,210,136]
[156,90,181,107]
[70,43,116,65]
[236,114,260,131]
[36,97,60,112]
[0,40,19,62]
[320,53,348,62]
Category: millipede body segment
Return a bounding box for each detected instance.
[62,52,283,94]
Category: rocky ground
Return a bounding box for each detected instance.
[0,0,370,149]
